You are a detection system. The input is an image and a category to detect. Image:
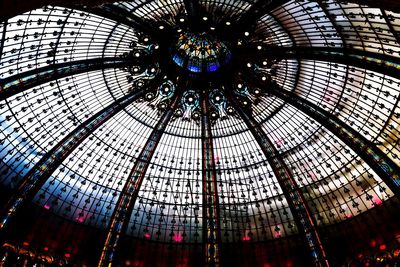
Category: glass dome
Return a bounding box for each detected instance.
[0,0,400,266]
[172,32,232,73]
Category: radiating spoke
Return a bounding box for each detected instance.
[239,46,400,80]
[250,76,400,198]
[0,85,150,231]
[0,57,132,101]
[381,9,400,45]
[200,90,222,267]
[98,89,182,267]
[224,84,329,267]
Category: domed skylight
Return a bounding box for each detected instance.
[0,0,400,266]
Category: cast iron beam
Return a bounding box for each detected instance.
[381,9,400,46]
[239,46,400,80]
[270,83,400,195]
[224,84,329,267]
[97,89,181,267]
[0,57,132,101]
[250,76,400,198]
[0,83,152,232]
[200,90,222,267]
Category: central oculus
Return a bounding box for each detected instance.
[171,32,232,73]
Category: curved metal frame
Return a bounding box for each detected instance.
[98,90,182,267]
[200,90,222,267]
[0,0,400,266]
[224,84,329,267]
[240,46,400,80]
[0,88,147,231]
[0,57,132,101]
[263,81,400,197]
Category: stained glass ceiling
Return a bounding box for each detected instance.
[0,0,400,264]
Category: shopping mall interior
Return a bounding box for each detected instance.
[1,0,400,266]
